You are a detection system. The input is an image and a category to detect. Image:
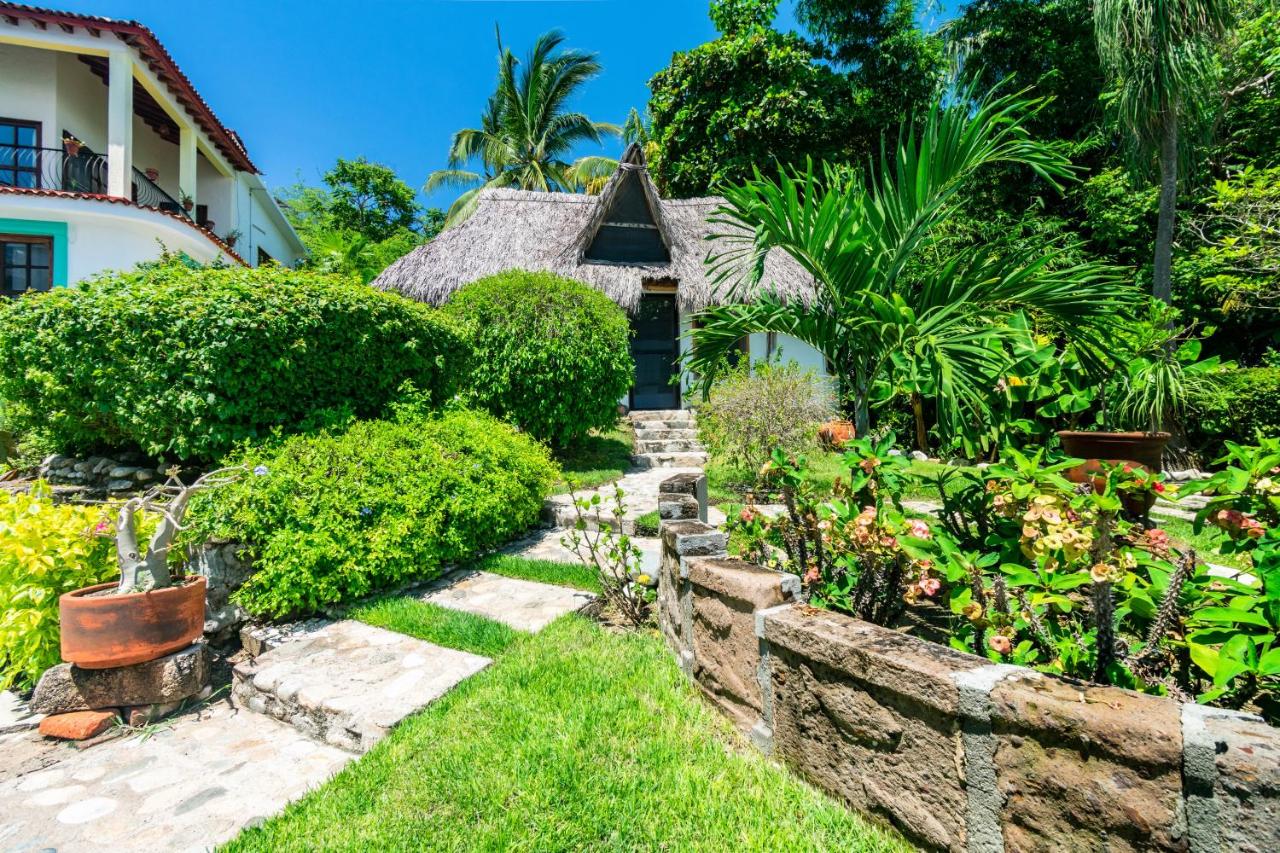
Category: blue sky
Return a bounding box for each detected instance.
[48,0,958,210]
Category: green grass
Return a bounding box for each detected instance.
[707,452,972,506]
[347,597,523,657]
[471,553,601,594]
[635,509,661,537]
[1155,514,1251,572]
[553,423,635,490]
[225,617,911,852]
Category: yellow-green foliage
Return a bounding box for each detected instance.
[0,485,116,690]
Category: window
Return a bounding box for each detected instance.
[0,119,42,189]
[257,246,273,266]
[1,235,54,296]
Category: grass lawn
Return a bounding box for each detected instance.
[225,616,911,852]
[1155,514,1250,572]
[470,552,602,594]
[706,452,972,507]
[553,423,634,490]
[348,596,523,657]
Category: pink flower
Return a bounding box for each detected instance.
[918,577,941,597]
[738,508,756,524]
[988,635,1013,655]
[909,519,931,540]
[803,566,821,585]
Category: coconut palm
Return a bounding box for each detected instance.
[1094,0,1234,303]
[684,87,1140,438]
[427,30,620,226]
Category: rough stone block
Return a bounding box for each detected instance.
[661,520,728,557]
[191,539,253,642]
[658,494,700,521]
[660,472,708,521]
[989,671,1186,852]
[39,709,118,740]
[684,558,796,731]
[1200,708,1280,851]
[30,643,209,714]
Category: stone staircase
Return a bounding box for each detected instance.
[630,410,708,469]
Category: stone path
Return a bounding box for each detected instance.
[544,464,702,534]
[504,526,664,573]
[0,699,350,853]
[629,409,708,469]
[0,566,600,852]
[0,690,42,735]
[420,569,596,633]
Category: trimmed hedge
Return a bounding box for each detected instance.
[1187,367,1280,452]
[0,262,468,461]
[444,271,633,447]
[184,410,559,618]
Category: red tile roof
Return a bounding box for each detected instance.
[0,185,248,265]
[0,3,259,173]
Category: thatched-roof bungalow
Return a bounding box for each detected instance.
[374,145,826,410]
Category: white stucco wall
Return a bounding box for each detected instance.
[54,52,106,153]
[0,194,234,282]
[0,43,58,150]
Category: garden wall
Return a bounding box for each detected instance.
[658,476,1280,853]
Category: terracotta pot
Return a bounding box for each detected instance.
[63,140,82,156]
[819,420,856,450]
[1057,430,1171,516]
[144,168,160,182]
[60,576,206,669]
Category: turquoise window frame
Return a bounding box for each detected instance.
[0,219,69,287]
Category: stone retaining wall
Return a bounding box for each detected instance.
[40,452,168,494]
[657,475,1280,852]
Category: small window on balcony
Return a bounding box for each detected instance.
[0,119,42,189]
[1,235,54,296]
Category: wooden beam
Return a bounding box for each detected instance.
[58,23,74,34]
[31,19,46,30]
[3,15,19,26]
[86,26,101,37]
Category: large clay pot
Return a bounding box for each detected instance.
[1057,431,1171,516]
[60,576,206,669]
[819,420,856,450]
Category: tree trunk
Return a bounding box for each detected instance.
[1153,114,1179,304]
[911,392,928,454]
[854,392,871,438]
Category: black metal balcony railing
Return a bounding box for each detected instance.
[0,145,191,220]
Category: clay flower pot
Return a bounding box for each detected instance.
[59,576,206,669]
[819,420,856,450]
[1057,430,1172,516]
[144,168,160,182]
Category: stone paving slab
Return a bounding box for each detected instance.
[502,528,662,574]
[544,465,703,533]
[0,700,350,853]
[420,569,596,633]
[233,620,490,753]
[0,690,43,735]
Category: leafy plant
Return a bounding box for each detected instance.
[183,411,558,619]
[0,260,469,462]
[684,86,1135,436]
[0,484,116,690]
[562,485,653,626]
[444,271,633,448]
[1191,436,1280,555]
[696,358,835,483]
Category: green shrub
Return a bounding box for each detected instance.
[0,485,116,690]
[184,410,558,618]
[697,359,835,481]
[444,271,633,447]
[1187,368,1280,453]
[0,261,469,461]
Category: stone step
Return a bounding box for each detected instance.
[632,420,695,432]
[632,451,709,469]
[635,438,704,454]
[630,428,698,441]
[232,620,491,754]
[418,569,595,633]
[542,498,635,535]
[629,409,693,422]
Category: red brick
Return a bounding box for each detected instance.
[38,709,118,740]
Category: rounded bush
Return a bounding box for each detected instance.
[184,410,559,618]
[443,271,633,447]
[1187,367,1280,453]
[0,261,469,461]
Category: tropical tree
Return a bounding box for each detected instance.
[1094,0,1234,303]
[427,30,620,226]
[684,89,1140,438]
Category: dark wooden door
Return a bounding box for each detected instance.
[631,293,680,410]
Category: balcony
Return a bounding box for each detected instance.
[0,145,192,220]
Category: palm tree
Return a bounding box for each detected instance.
[684,88,1139,438]
[1094,0,1233,303]
[426,30,620,226]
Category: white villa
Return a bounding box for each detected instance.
[0,3,305,293]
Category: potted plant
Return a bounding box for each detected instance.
[224,228,241,248]
[144,167,160,182]
[1058,312,1226,486]
[818,419,855,450]
[58,467,239,669]
[62,134,83,157]
[179,190,194,212]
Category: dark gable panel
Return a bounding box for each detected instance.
[587,225,670,264]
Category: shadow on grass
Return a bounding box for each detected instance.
[553,424,635,490]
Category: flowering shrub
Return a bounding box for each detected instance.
[0,484,116,690]
[1193,437,1280,556]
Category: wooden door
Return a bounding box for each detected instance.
[630,293,680,410]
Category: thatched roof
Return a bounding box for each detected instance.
[373,145,815,314]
